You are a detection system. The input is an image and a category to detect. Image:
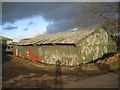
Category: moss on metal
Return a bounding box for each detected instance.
[39,45,80,66]
[78,27,116,64]
[13,46,40,61]
[14,27,117,66]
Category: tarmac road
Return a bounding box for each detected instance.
[64,72,118,88]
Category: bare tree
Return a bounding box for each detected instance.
[76,2,119,35]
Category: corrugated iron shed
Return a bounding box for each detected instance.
[17,27,99,45]
[14,26,117,66]
[19,38,32,42]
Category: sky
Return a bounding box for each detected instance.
[1,2,119,42]
[2,16,49,41]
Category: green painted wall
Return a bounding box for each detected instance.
[14,46,40,61]
[0,40,7,45]
[14,45,80,66]
[14,28,117,66]
[78,27,116,63]
[39,45,80,66]
[1,40,7,51]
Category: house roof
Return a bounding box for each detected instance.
[0,36,13,41]
[17,27,104,45]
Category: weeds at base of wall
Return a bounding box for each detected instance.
[74,61,120,73]
[10,52,120,74]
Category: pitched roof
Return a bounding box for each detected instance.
[0,36,13,41]
[20,38,32,42]
[17,27,104,45]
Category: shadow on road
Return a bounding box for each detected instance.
[54,60,63,89]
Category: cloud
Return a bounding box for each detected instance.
[2,2,118,34]
[23,28,29,31]
[28,22,34,25]
[12,30,42,42]
[3,25,18,30]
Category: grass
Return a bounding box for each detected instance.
[109,61,120,70]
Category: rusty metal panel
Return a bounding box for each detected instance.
[13,46,40,61]
[13,45,80,66]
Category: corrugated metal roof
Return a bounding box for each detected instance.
[17,27,103,45]
[20,38,32,42]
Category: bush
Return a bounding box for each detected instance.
[97,63,110,72]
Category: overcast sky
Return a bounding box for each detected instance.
[1,2,118,42]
